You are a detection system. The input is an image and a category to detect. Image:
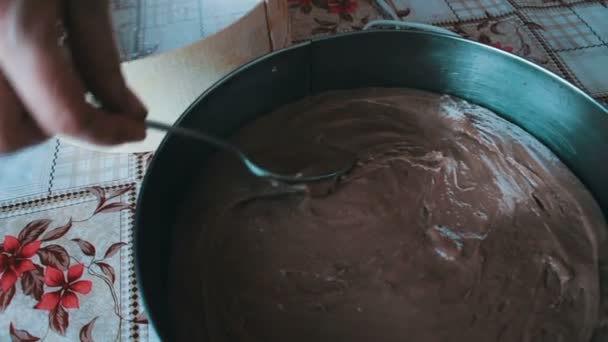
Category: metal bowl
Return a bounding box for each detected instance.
[135,30,608,340]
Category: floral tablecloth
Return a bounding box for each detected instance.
[1,0,606,340]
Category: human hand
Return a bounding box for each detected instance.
[0,0,147,153]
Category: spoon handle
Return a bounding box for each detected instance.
[146,120,242,156]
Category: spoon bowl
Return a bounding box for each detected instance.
[146,120,357,183]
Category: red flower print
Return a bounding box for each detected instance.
[491,41,514,53]
[329,0,358,14]
[35,264,92,311]
[0,235,41,292]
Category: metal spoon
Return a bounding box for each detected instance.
[146,120,356,183]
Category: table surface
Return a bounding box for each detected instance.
[1,0,606,340]
[112,0,260,61]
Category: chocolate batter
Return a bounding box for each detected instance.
[171,88,607,342]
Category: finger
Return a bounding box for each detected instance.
[0,0,145,145]
[0,73,47,153]
[66,0,147,119]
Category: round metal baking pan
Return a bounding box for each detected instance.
[135,30,608,340]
